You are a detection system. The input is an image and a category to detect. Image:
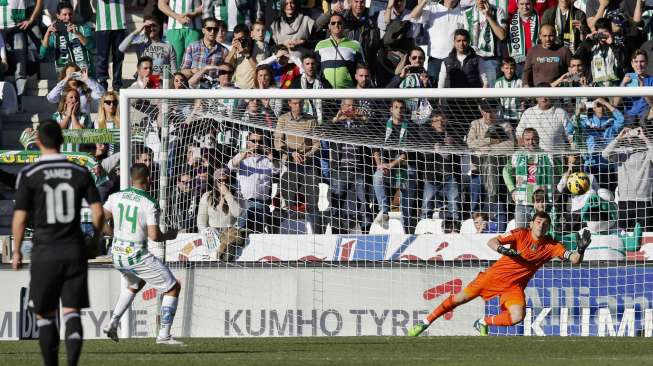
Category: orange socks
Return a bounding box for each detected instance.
[484,311,514,326]
[425,295,457,324]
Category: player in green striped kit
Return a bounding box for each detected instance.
[158,0,203,68]
[95,0,127,91]
[102,163,183,345]
[203,0,252,33]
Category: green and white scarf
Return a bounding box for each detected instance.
[465,6,496,57]
[399,74,432,125]
[385,118,408,146]
[508,12,539,63]
[512,151,554,205]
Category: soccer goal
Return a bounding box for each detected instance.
[118,85,653,337]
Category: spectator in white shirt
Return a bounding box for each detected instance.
[227,130,279,232]
[410,0,465,86]
[516,86,571,152]
[378,0,417,38]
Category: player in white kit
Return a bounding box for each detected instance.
[102,163,183,345]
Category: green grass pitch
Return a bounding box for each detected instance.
[1,337,651,366]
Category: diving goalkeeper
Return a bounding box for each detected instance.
[408,211,591,336]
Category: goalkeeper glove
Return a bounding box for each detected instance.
[576,229,592,255]
[497,245,519,257]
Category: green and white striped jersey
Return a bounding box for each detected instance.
[104,187,159,263]
[203,0,247,32]
[95,0,126,31]
[0,0,26,30]
[166,0,202,30]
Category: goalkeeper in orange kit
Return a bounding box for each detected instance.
[408,211,592,336]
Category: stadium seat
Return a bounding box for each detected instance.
[318,182,330,212]
[414,218,444,235]
[459,218,476,234]
[369,211,405,234]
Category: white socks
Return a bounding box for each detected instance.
[158,295,178,339]
[110,288,136,328]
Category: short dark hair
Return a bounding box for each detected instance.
[522,127,539,138]
[37,120,64,149]
[531,211,551,223]
[301,52,318,63]
[330,13,344,22]
[632,49,648,62]
[233,23,250,36]
[57,1,73,13]
[532,188,547,203]
[595,18,612,32]
[137,56,153,68]
[202,17,219,28]
[478,98,499,112]
[454,28,470,40]
[501,57,516,67]
[130,163,150,183]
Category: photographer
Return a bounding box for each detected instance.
[224,24,259,89]
[118,16,177,76]
[40,1,94,75]
[575,17,625,87]
[551,56,589,87]
[46,64,104,114]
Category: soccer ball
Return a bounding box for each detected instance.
[567,172,590,195]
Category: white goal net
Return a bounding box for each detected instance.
[118,86,653,337]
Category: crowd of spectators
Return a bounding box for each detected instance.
[5,0,653,240]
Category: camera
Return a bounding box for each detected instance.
[591,32,609,43]
[70,72,82,80]
[147,74,161,89]
[407,66,425,74]
[54,21,67,34]
[568,73,582,83]
[239,36,252,50]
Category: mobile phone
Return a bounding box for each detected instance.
[54,21,67,33]
[408,66,425,74]
[70,72,82,80]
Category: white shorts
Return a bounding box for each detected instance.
[115,254,177,293]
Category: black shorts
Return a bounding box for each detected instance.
[29,259,89,314]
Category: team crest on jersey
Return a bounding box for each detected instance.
[530,243,538,252]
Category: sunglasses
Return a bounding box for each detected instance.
[104,100,117,105]
[204,26,220,32]
[411,56,425,60]
[179,180,191,184]
[330,21,343,25]
[218,69,233,76]
[249,139,263,143]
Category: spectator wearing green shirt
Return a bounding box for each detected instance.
[314,13,363,89]
[503,128,563,228]
[40,2,95,76]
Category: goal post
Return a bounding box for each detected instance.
[117,86,653,338]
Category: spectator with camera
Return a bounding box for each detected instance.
[566,97,623,186]
[158,0,202,69]
[270,0,316,60]
[180,17,229,79]
[410,0,465,86]
[46,64,104,114]
[118,15,177,76]
[40,1,94,75]
[575,17,625,87]
[227,130,278,232]
[522,24,572,87]
[225,24,258,89]
[466,99,514,231]
[551,56,590,87]
[602,126,653,231]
